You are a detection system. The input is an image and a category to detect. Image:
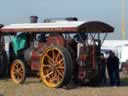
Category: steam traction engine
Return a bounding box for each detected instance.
[0,19,114,88]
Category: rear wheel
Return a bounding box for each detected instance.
[40,46,72,88]
[10,59,26,84]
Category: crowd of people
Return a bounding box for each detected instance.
[99,50,120,87]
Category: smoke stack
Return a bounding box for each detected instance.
[30,16,38,23]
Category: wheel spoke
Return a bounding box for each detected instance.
[15,64,19,70]
[57,66,64,70]
[18,72,24,79]
[58,69,64,75]
[44,71,54,78]
[52,49,55,60]
[42,64,53,75]
[20,70,23,74]
[60,61,64,65]
[42,64,52,68]
[57,60,64,67]
[16,74,20,79]
[41,65,52,74]
[18,67,23,72]
[55,71,60,82]
[55,52,60,61]
[56,70,63,78]
[15,72,21,80]
[45,69,51,74]
[47,60,53,65]
[13,68,17,73]
[14,72,18,77]
[50,71,58,83]
[58,59,64,64]
[46,54,54,64]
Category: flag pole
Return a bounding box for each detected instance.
[121,0,126,40]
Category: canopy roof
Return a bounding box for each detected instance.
[0,21,114,33]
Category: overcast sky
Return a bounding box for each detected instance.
[0,0,127,39]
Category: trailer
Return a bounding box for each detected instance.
[0,18,114,88]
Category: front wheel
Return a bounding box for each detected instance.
[40,46,73,88]
[10,59,26,84]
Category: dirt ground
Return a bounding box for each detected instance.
[0,73,128,96]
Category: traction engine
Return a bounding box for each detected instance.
[0,17,114,88]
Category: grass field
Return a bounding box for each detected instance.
[0,73,128,96]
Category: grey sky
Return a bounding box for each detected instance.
[0,0,127,39]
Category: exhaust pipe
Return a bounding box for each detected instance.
[30,16,38,23]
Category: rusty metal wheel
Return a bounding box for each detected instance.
[10,59,26,84]
[40,46,72,88]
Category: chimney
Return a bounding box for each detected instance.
[30,16,38,23]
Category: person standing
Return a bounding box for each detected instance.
[107,51,120,86]
[99,53,107,85]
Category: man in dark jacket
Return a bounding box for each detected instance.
[107,51,120,86]
[99,53,107,85]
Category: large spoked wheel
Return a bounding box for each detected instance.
[40,46,72,88]
[10,59,26,84]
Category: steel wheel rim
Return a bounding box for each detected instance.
[11,60,25,84]
[40,47,65,88]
